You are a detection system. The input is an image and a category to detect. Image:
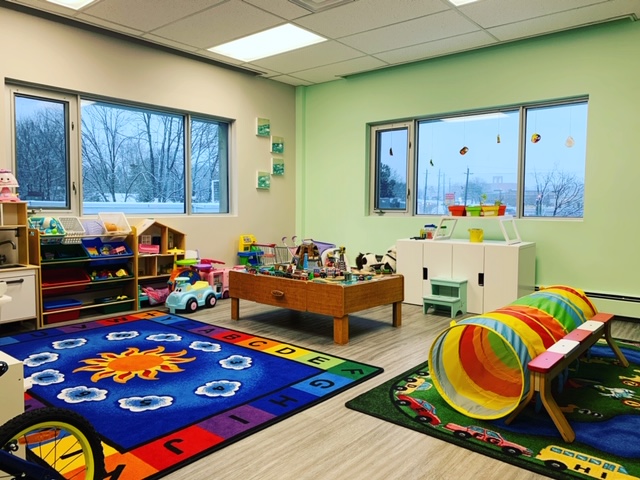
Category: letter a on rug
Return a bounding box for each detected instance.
[0,310,382,479]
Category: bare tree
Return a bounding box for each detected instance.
[533,168,584,217]
[82,104,133,202]
[16,109,67,201]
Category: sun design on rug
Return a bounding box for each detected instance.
[73,346,196,384]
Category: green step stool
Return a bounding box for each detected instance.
[423,277,467,318]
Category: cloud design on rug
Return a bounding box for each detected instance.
[118,395,174,412]
[52,338,87,349]
[219,355,252,370]
[24,352,59,367]
[190,341,222,352]
[147,333,182,342]
[58,386,108,403]
[106,331,140,341]
[29,369,65,386]
[195,380,241,398]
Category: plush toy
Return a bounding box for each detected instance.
[380,246,396,273]
[355,246,397,273]
[355,252,381,273]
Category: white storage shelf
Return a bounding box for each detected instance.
[396,236,536,314]
[433,215,521,244]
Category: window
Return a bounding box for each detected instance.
[370,98,588,218]
[416,110,519,215]
[11,85,231,215]
[523,102,587,217]
[191,117,229,214]
[370,122,412,213]
[13,91,75,210]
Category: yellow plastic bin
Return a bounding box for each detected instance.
[469,228,484,243]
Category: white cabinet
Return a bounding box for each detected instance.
[0,268,38,325]
[397,238,535,314]
[0,350,24,425]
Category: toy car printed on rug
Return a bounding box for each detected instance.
[346,339,640,480]
[0,311,383,480]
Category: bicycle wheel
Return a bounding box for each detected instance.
[0,407,105,480]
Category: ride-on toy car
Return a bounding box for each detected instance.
[166,279,217,314]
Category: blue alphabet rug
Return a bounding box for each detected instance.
[0,310,382,479]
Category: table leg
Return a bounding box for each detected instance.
[392,301,402,327]
[231,297,240,320]
[334,315,349,345]
[504,380,535,426]
[537,373,576,443]
[604,322,629,367]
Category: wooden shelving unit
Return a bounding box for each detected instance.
[28,227,139,326]
[133,220,186,294]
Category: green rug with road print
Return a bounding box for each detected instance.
[346,339,640,479]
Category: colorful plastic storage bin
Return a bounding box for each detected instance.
[466,206,482,217]
[41,268,90,293]
[28,217,66,244]
[448,205,466,216]
[43,299,82,324]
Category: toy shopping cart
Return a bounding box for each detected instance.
[275,236,298,264]
[253,243,277,266]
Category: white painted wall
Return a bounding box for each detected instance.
[0,7,297,266]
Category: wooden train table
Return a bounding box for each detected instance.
[229,270,404,344]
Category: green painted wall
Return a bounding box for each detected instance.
[297,20,640,314]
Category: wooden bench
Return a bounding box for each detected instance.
[423,277,467,318]
[505,313,629,442]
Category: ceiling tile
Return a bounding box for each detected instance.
[151,0,284,48]
[459,0,612,29]
[292,54,388,83]
[241,0,312,20]
[81,0,227,32]
[74,13,145,36]
[295,0,448,38]
[249,40,364,73]
[340,9,482,54]
[373,30,497,64]
[263,74,313,86]
[488,2,639,42]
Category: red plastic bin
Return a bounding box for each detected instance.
[42,268,91,293]
[43,299,82,324]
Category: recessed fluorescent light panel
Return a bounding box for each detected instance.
[448,0,480,6]
[46,0,96,9]
[208,24,326,62]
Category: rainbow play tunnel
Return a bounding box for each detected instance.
[428,286,598,420]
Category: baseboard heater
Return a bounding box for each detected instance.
[583,291,640,303]
[535,287,640,321]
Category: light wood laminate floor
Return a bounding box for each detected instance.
[158,299,640,480]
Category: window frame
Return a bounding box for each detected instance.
[369,121,414,216]
[8,83,232,217]
[9,85,80,211]
[369,97,588,218]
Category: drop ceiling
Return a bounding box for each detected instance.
[2,0,638,86]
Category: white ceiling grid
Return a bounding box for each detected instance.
[2,0,638,86]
